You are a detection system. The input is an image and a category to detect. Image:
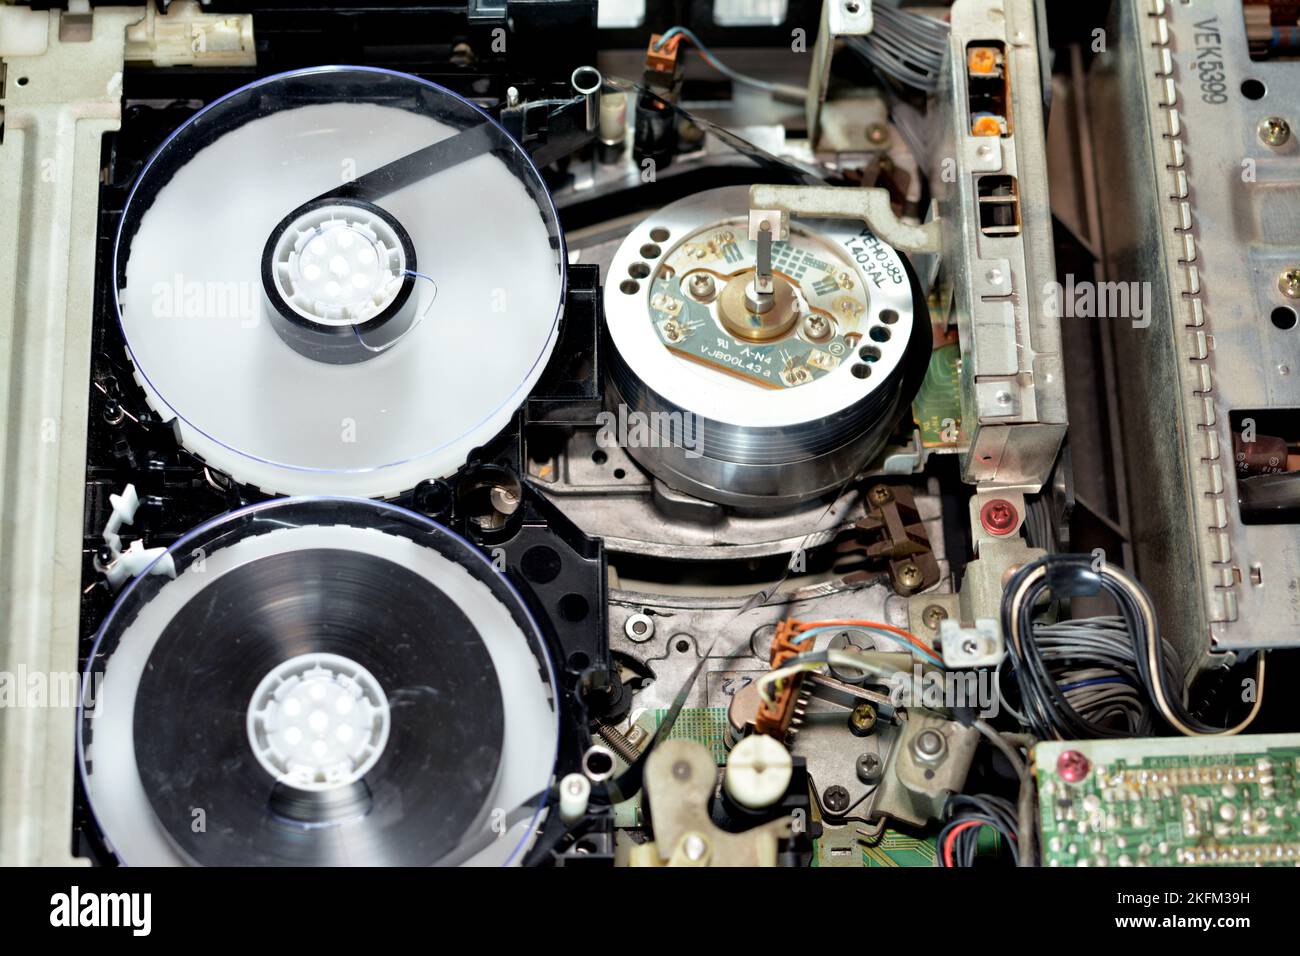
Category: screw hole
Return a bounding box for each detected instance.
[878,309,899,324]
[639,243,662,259]
[858,345,881,363]
[1241,78,1266,100]
[628,261,650,279]
[559,593,590,622]
[649,227,670,242]
[619,279,640,295]
[869,325,892,343]
[851,363,872,379]
[520,544,563,585]
[1272,305,1298,330]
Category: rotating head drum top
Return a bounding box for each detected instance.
[602,186,930,511]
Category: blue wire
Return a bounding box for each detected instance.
[653,26,688,50]
[791,624,943,667]
[1058,676,1134,693]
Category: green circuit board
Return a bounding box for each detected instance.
[648,271,855,389]
[814,824,940,868]
[652,706,731,764]
[912,341,963,447]
[1036,735,1300,867]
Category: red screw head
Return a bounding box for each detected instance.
[979,498,1019,536]
[1056,749,1091,783]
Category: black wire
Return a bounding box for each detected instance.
[1002,557,1118,738]
[938,794,1019,867]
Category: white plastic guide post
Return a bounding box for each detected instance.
[724,734,793,810]
[246,652,392,791]
[558,772,591,823]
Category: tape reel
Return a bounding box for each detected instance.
[114,66,565,498]
[79,497,559,866]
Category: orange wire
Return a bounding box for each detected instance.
[791,618,937,660]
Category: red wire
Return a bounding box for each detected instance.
[942,819,986,868]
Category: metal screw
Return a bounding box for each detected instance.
[1056,749,1091,783]
[689,272,716,299]
[682,833,708,861]
[849,702,877,737]
[866,122,889,146]
[1259,116,1291,148]
[913,729,946,763]
[897,563,923,590]
[979,498,1019,536]
[856,753,883,784]
[822,785,851,814]
[922,604,948,631]
[870,485,892,504]
[1280,269,1300,299]
[801,313,832,341]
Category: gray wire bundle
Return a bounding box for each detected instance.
[997,616,1181,738]
[846,2,950,93]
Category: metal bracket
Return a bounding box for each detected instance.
[749,183,942,254]
[805,0,875,149]
[838,483,941,596]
